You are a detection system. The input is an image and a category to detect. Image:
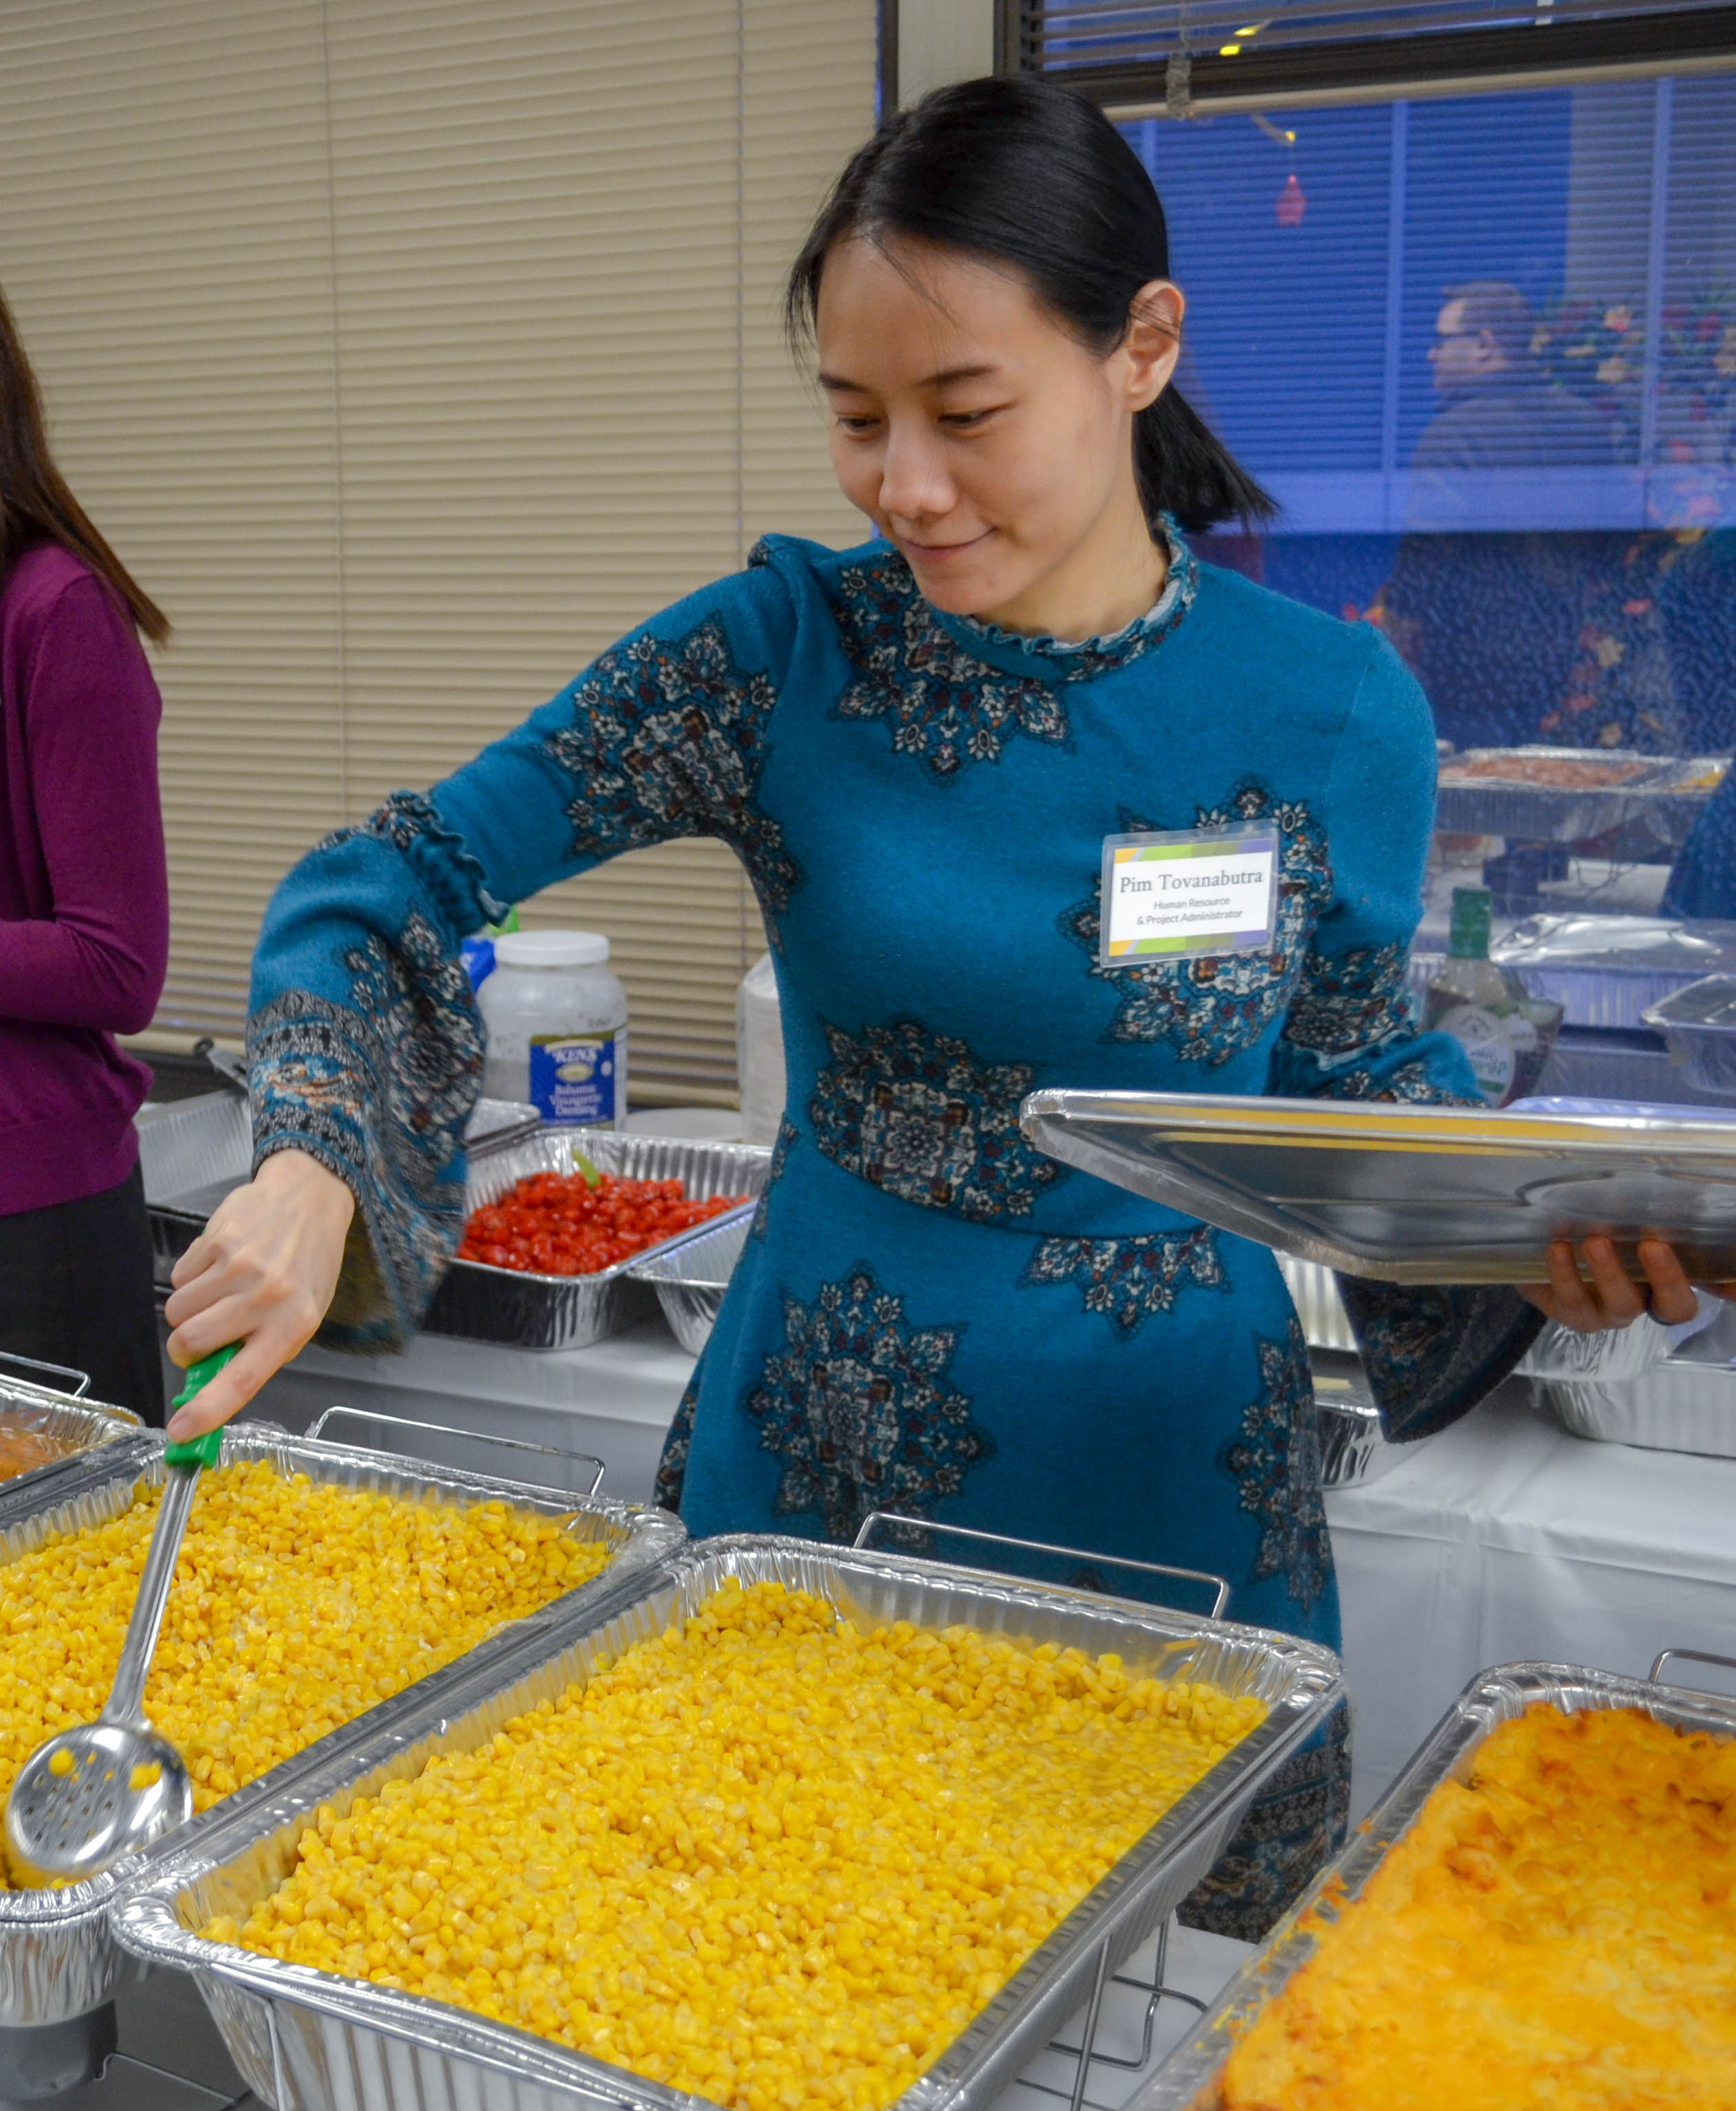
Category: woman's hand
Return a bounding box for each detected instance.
[163,1149,355,1438]
[1520,1234,1735,1333]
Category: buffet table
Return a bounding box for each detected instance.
[233,1325,1736,1828]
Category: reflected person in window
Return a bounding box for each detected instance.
[160,80,1712,1938]
[1378,281,1616,753]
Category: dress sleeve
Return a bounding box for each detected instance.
[248,557,801,1349]
[1266,636,1546,1441]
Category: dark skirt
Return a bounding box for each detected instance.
[0,1161,164,1424]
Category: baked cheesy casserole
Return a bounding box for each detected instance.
[1221,1702,1736,2108]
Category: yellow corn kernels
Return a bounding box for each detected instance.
[214,1579,1266,2111]
[0,1459,608,1887]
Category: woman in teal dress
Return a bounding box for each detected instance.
[164,78,1697,1935]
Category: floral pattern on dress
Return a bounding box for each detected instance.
[1180,1699,1352,1942]
[1308,1057,1453,1105]
[744,1264,993,1542]
[1220,1320,1331,1615]
[544,617,800,919]
[750,1115,799,1242]
[828,551,1068,783]
[1337,1279,1545,1443]
[1282,939,1416,1058]
[249,909,485,1349]
[655,1371,701,1514]
[1022,1226,1228,1338]
[1060,784,1332,1064]
[809,1018,1064,1222]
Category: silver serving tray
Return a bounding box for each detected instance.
[1141,1659,1736,2108]
[626,1207,753,1354]
[0,1424,683,2031]
[1433,747,1700,845]
[1492,914,1736,1030]
[0,1379,142,1507]
[114,1534,1341,2111]
[426,1129,768,1351]
[1021,1087,1736,1285]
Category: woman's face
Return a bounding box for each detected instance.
[815,235,1180,627]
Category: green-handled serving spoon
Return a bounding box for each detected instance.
[3,1347,238,1887]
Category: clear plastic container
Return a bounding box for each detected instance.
[477,931,628,1128]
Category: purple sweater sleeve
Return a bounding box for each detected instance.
[0,575,168,1032]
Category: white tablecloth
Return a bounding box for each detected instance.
[1327,1378,1736,1815]
[232,1325,1736,1825]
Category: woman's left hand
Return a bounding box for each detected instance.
[1521,1235,1736,1332]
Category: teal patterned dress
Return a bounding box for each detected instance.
[248,522,1543,1935]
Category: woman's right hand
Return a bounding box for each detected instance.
[163,1148,356,1439]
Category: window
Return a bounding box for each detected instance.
[1130,74,1736,760]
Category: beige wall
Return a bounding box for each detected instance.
[0,0,875,1101]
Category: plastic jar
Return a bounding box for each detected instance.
[477,930,628,1128]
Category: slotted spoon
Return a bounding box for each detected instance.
[3,1347,236,1886]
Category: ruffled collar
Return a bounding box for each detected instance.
[927,514,1197,684]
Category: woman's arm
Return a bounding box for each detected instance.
[0,575,168,1032]
[165,556,802,1434]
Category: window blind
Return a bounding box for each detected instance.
[1023,0,1736,109]
[0,0,874,1105]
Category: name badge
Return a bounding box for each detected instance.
[1099,825,1279,966]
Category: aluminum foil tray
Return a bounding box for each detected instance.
[1141,1659,1736,2108]
[114,1533,1341,2111]
[425,1129,769,1351]
[1022,1087,1736,1284]
[1433,747,1698,845]
[1309,1359,1405,1490]
[0,1424,683,2031]
[627,1208,753,1353]
[1490,914,1736,1029]
[0,1378,142,1508]
[1537,1301,1736,1455]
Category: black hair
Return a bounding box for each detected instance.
[786,74,1275,537]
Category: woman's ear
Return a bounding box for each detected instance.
[1122,280,1185,412]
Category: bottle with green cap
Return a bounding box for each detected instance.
[1423,886,1563,1105]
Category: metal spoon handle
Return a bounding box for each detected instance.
[102,1461,203,1730]
[102,1350,237,1732]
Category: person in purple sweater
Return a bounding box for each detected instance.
[0,287,170,1421]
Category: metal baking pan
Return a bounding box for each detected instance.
[1535,1299,1736,1457]
[0,1376,142,1507]
[626,1206,753,1353]
[425,1128,769,1350]
[0,1422,683,2031]
[114,1533,1341,2111]
[1141,1658,1736,2108]
[1309,1357,1405,1490]
[1021,1087,1736,1285]
[1433,747,1695,844]
[1491,914,1736,1030]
